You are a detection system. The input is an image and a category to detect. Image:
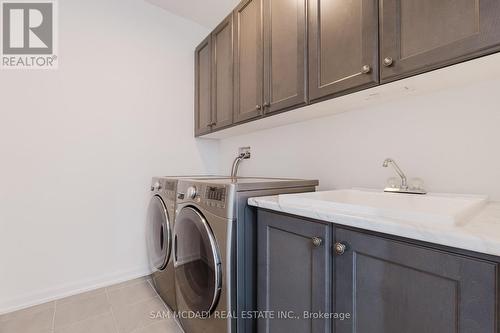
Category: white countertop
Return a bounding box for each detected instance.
[248,195,500,257]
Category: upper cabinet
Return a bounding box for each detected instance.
[195,0,500,137]
[309,0,379,102]
[194,36,212,136]
[233,0,308,122]
[263,0,308,114]
[211,14,234,131]
[233,0,264,123]
[380,0,500,82]
[194,16,234,136]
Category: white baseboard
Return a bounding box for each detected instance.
[0,266,153,315]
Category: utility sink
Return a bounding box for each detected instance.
[278,189,488,226]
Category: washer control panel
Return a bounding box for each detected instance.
[205,186,226,208]
[186,186,198,199]
[177,183,228,209]
[176,181,235,219]
[206,186,226,202]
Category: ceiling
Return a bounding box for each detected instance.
[146,0,239,29]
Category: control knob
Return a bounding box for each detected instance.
[151,182,161,191]
[186,186,198,199]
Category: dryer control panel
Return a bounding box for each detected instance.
[150,177,177,201]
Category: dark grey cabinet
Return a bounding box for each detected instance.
[263,0,307,114]
[380,0,500,82]
[211,14,234,131]
[194,36,212,136]
[308,0,379,101]
[257,210,331,333]
[256,210,499,333]
[195,0,500,136]
[233,0,264,123]
[335,228,497,333]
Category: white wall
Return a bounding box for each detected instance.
[0,0,218,313]
[218,76,500,201]
[2,0,500,316]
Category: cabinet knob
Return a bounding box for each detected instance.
[209,121,217,127]
[361,64,371,74]
[263,102,270,108]
[383,57,394,67]
[334,242,347,255]
[312,237,323,247]
[255,105,262,110]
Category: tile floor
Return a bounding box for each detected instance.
[0,277,183,333]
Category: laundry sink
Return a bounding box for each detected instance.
[278,189,488,226]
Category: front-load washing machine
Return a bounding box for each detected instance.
[146,176,228,312]
[173,177,318,333]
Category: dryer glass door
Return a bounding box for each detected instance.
[174,207,221,315]
[146,195,171,271]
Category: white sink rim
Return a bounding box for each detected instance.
[278,189,488,226]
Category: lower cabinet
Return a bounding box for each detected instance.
[335,228,497,333]
[257,210,331,333]
[257,209,499,333]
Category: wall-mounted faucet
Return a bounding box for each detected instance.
[382,158,426,195]
[231,147,251,179]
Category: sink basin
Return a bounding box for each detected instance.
[278,189,488,226]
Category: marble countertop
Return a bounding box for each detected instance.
[248,195,500,257]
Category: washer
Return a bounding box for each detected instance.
[146,176,228,312]
[173,177,318,333]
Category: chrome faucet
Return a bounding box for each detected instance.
[231,147,251,179]
[382,158,426,194]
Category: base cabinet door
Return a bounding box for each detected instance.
[308,0,379,102]
[263,0,307,114]
[380,0,500,82]
[334,228,497,333]
[194,36,212,136]
[257,210,331,333]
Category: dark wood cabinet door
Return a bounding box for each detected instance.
[211,15,234,131]
[194,36,212,136]
[263,0,307,114]
[380,0,500,82]
[308,0,379,102]
[334,228,497,333]
[233,0,264,123]
[257,210,331,333]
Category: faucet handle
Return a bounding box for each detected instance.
[409,178,425,191]
[386,177,401,189]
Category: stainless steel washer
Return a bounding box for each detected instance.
[173,177,318,333]
[146,176,228,312]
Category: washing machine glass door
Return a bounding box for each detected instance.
[174,206,221,315]
[146,195,171,271]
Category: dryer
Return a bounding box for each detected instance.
[173,177,318,333]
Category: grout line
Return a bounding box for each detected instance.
[147,279,185,333]
[147,280,169,313]
[104,288,121,333]
[108,282,159,310]
[51,300,57,332]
